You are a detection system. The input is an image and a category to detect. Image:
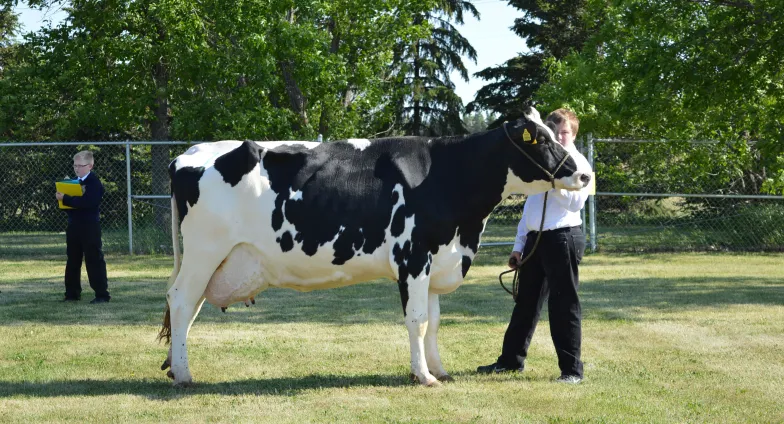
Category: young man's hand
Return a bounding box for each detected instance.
[55,192,64,201]
[508,251,522,269]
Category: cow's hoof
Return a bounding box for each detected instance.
[424,378,442,387]
[166,370,175,380]
[161,359,171,370]
[437,374,454,383]
[408,373,442,387]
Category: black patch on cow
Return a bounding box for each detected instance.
[392,241,411,267]
[332,226,362,265]
[214,141,264,187]
[271,195,285,231]
[406,244,430,280]
[461,256,472,278]
[390,204,407,237]
[397,277,409,316]
[278,231,294,252]
[169,161,204,224]
[458,220,486,254]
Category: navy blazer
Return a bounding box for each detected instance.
[62,172,104,224]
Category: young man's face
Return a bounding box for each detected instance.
[73,159,93,179]
[555,122,576,149]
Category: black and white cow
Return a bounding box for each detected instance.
[158,107,592,386]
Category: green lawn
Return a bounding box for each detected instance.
[0,249,782,423]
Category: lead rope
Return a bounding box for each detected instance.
[498,191,548,300]
[497,121,568,300]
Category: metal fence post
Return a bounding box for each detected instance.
[125,143,133,255]
[587,133,597,252]
[579,136,587,236]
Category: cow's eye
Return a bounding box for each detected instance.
[536,135,547,144]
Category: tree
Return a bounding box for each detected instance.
[536,0,784,194]
[0,4,17,73]
[387,0,478,136]
[467,0,595,127]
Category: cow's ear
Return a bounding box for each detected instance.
[521,120,539,145]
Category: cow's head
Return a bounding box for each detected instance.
[503,107,591,195]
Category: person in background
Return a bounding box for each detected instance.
[56,150,111,304]
[477,108,591,384]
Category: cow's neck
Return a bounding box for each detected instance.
[426,129,512,223]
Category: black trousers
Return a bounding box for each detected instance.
[497,225,585,377]
[64,221,110,300]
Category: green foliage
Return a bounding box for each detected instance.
[462,110,496,133]
[0,0,450,141]
[537,0,784,194]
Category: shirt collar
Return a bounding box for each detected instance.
[79,172,91,182]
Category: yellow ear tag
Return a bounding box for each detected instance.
[532,139,537,144]
[522,129,532,142]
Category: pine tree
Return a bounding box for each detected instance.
[391,0,478,136]
[467,0,596,127]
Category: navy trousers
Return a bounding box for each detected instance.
[64,221,110,300]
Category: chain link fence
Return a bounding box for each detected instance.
[1,138,782,257]
[0,141,189,256]
[485,136,784,252]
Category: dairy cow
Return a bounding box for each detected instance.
[158,107,592,386]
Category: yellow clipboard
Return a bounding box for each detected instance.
[56,180,83,209]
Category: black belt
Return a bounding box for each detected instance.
[527,225,581,237]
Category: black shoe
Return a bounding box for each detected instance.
[555,374,583,384]
[89,297,110,304]
[476,362,524,374]
[62,297,80,302]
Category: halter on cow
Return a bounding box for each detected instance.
[158,107,592,386]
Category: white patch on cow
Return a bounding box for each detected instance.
[258,140,320,150]
[523,108,557,142]
[289,190,303,201]
[501,168,553,197]
[177,140,243,169]
[347,138,372,151]
[555,146,593,190]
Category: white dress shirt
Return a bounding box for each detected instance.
[79,171,91,182]
[513,148,592,252]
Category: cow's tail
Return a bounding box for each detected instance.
[157,194,179,345]
[168,194,181,289]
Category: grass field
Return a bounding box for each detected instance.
[1,248,782,423]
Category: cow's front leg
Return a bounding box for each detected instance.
[425,293,452,382]
[401,271,439,387]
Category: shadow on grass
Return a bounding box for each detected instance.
[0,374,413,399]
[1,271,782,327]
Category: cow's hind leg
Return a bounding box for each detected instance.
[424,293,452,382]
[167,249,228,386]
[162,297,206,375]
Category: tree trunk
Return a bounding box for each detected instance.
[279,8,308,133]
[150,54,171,240]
